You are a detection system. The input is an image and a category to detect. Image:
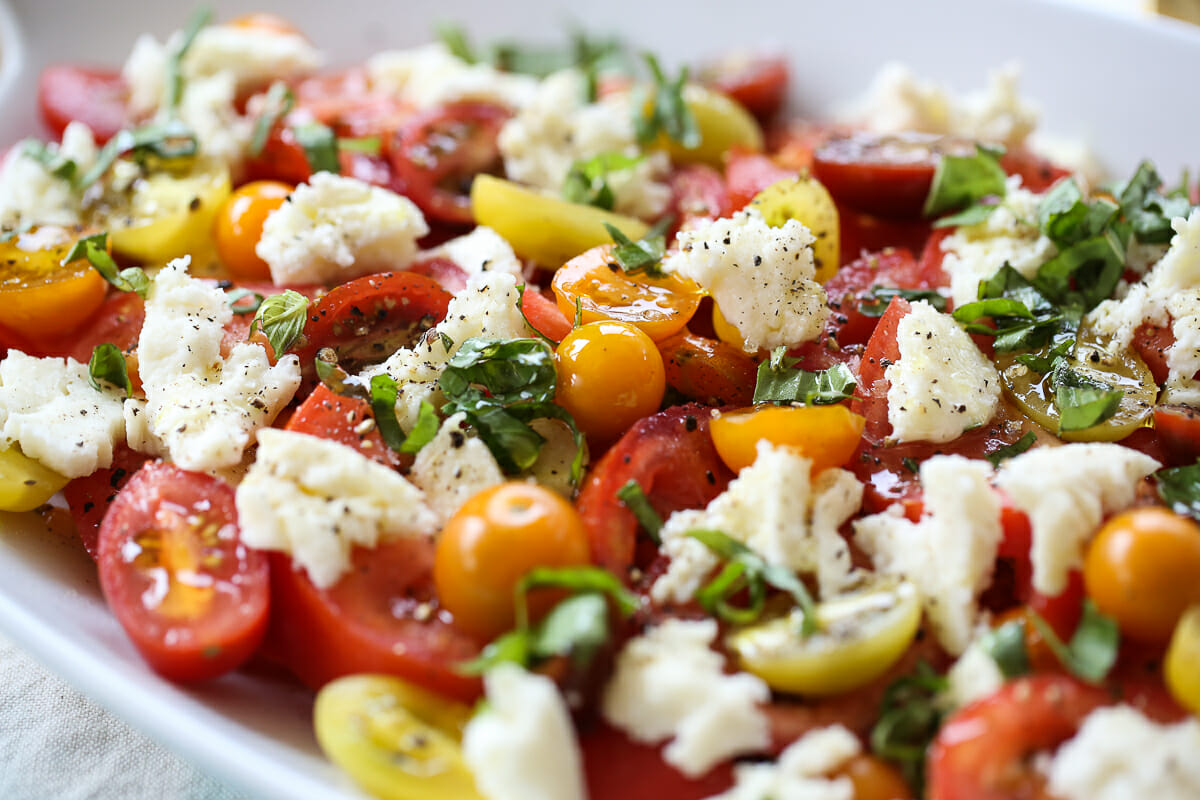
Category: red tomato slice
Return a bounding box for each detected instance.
[698,54,788,121]
[409,256,470,294]
[97,462,270,682]
[243,122,315,185]
[390,102,511,224]
[38,65,130,142]
[62,444,150,559]
[840,206,933,268]
[1132,320,1173,386]
[263,538,482,701]
[669,164,732,226]
[851,295,910,443]
[1153,404,1200,466]
[822,247,924,349]
[1000,147,1071,193]
[37,291,145,363]
[284,383,403,468]
[725,147,796,211]
[581,722,734,800]
[576,405,734,576]
[657,331,757,407]
[520,285,573,343]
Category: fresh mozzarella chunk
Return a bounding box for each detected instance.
[663,209,829,352]
[885,300,1001,444]
[994,443,1159,596]
[704,725,860,800]
[939,177,1057,307]
[178,72,252,174]
[0,351,125,478]
[122,399,167,458]
[498,69,671,219]
[419,225,525,283]
[0,122,97,228]
[462,664,585,800]
[854,455,1001,654]
[236,428,436,588]
[367,43,538,111]
[602,618,771,777]
[942,634,1005,708]
[256,172,429,285]
[123,33,170,116]
[1045,706,1200,800]
[652,442,862,605]
[137,260,300,472]
[409,412,505,526]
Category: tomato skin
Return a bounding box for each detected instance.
[822,247,925,348]
[243,123,315,185]
[840,206,933,268]
[62,444,150,559]
[97,462,270,683]
[1153,404,1200,466]
[1133,321,1174,386]
[520,286,573,343]
[285,383,403,469]
[725,147,795,211]
[852,296,910,443]
[581,722,734,800]
[927,675,1111,800]
[1000,148,1071,193]
[38,65,129,142]
[699,54,788,121]
[669,164,733,226]
[657,331,757,407]
[214,180,293,281]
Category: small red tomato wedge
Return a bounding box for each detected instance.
[38,65,130,142]
[97,462,270,683]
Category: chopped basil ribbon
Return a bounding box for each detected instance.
[931,197,1002,229]
[439,337,586,484]
[292,121,340,175]
[368,374,408,452]
[1037,178,1120,248]
[436,22,476,62]
[1155,459,1200,522]
[224,288,264,316]
[437,24,628,80]
[573,297,584,327]
[460,565,639,675]
[685,528,818,632]
[901,457,920,475]
[248,81,295,157]
[163,7,213,113]
[616,479,663,545]
[1029,600,1120,684]
[63,233,150,299]
[361,376,440,455]
[313,348,365,398]
[952,264,1077,354]
[923,144,1007,219]
[1115,160,1195,245]
[0,222,32,244]
[20,140,77,181]
[1034,228,1126,312]
[337,136,382,157]
[513,284,556,347]
[985,431,1037,467]
[77,119,199,189]
[401,401,442,454]
[870,661,947,795]
[753,346,856,406]
[604,216,671,277]
[562,152,643,210]
[858,287,947,318]
[633,53,700,149]
[250,290,309,356]
[87,343,132,396]
[1052,359,1123,433]
[981,620,1031,678]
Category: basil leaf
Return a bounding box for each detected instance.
[293,121,340,174]
[563,152,643,210]
[924,144,1007,218]
[604,216,670,277]
[87,343,132,396]
[63,233,150,299]
[458,630,531,675]
[250,290,310,356]
[436,22,476,62]
[77,119,199,188]
[859,287,947,318]
[634,53,699,149]
[930,199,1000,229]
[985,431,1038,467]
[1034,229,1125,311]
[314,348,368,399]
[1014,339,1074,374]
[401,401,441,455]
[951,297,1035,324]
[20,140,77,181]
[528,593,611,662]
[517,565,639,622]
[1029,600,1120,683]
[753,347,856,406]
[248,81,295,157]
[1156,460,1200,522]
[368,374,408,452]
[1038,179,1119,247]
[901,457,920,474]
[981,620,1031,678]
[225,288,264,316]
[870,661,947,795]
[1116,160,1195,245]
[616,479,663,545]
[1053,359,1122,433]
[0,222,32,244]
[337,136,382,156]
[163,7,213,113]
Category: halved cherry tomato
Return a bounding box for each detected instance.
[97,462,270,682]
[709,405,865,475]
[390,102,511,225]
[38,65,129,142]
[37,291,145,363]
[657,331,757,407]
[822,247,924,348]
[581,722,734,800]
[409,256,469,294]
[1165,605,1200,715]
[669,164,732,226]
[213,180,293,280]
[840,206,933,268]
[0,227,109,340]
[243,122,315,185]
[284,383,402,469]
[62,444,149,559]
[552,244,703,342]
[725,147,796,211]
[698,54,789,120]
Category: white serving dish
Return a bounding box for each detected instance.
[0,1,1198,798]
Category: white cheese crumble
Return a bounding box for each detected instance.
[497,69,671,220]
[462,663,585,800]
[662,209,829,353]
[703,725,861,800]
[236,428,437,588]
[994,443,1160,596]
[854,455,1001,655]
[256,172,430,285]
[885,300,1001,444]
[409,412,505,527]
[602,618,771,778]
[941,633,1005,709]
[136,259,300,472]
[419,225,525,284]
[1045,705,1200,800]
[178,71,252,175]
[0,121,97,229]
[0,351,125,478]
[652,441,862,606]
[367,43,538,111]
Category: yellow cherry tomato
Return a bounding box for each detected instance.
[1165,604,1200,716]
[0,226,107,339]
[314,674,483,800]
[213,180,292,280]
[556,320,667,444]
[727,579,921,696]
[0,445,69,512]
[470,174,649,268]
[1083,506,1200,643]
[749,176,841,282]
[434,482,591,640]
[652,84,764,167]
[552,244,703,342]
[709,404,866,475]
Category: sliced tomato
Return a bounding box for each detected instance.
[390,102,511,224]
[243,122,315,185]
[840,206,933,268]
[408,256,469,294]
[669,164,732,226]
[1000,147,1071,193]
[284,383,402,468]
[38,291,145,363]
[520,285,573,343]
[292,68,411,140]
[62,444,150,559]
[657,331,758,407]
[97,462,269,682]
[264,538,482,701]
[576,405,734,576]
[581,722,734,800]
[822,247,924,349]
[698,54,788,121]
[1153,404,1200,466]
[1132,321,1173,386]
[38,65,129,142]
[725,147,796,211]
[851,295,910,443]
[766,120,843,174]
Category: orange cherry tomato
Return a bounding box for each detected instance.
[836,754,913,800]
[555,321,666,445]
[213,180,293,280]
[1083,506,1200,643]
[0,227,108,339]
[552,244,703,342]
[433,482,591,640]
[709,404,865,475]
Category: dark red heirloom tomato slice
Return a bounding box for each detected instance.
[243,123,315,185]
[725,147,795,211]
[669,164,733,227]
[1132,321,1174,386]
[390,102,511,225]
[1152,404,1200,466]
[576,404,734,577]
[62,444,150,559]
[581,722,735,800]
[927,675,1111,800]
[698,54,788,121]
[264,538,483,701]
[38,65,130,142]
[657,331,757,407]
[284,383,402,468]
[822,247,925,349]
[1000,147,1071,193]
[97,462,269,682]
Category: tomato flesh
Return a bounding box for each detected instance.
[38,65,129,142]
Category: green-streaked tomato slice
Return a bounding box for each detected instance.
[0,445,69,512]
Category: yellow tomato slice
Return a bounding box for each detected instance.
[1165,605,1200,716]
[749,176,841,282]
[709,404,866,474]
[653,84,764,167]
[0,226,108,339]
[314,674,483,800]
[0,445,69,513]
